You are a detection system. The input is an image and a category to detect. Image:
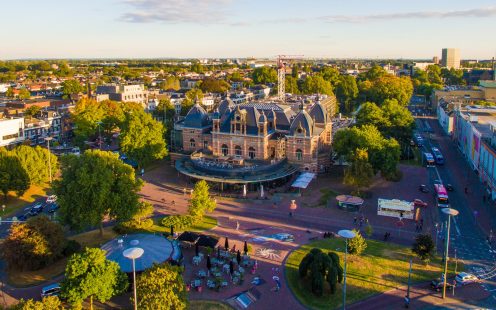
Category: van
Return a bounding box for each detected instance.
[41,283,61,298]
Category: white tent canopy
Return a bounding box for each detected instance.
[291,172,316,189]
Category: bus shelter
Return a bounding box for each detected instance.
[377,198,414,219]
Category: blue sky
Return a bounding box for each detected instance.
[1,0,495,59]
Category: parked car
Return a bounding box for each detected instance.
[29,203,44,216]
[46,195,57,203]
[413,199,428,208]
[418,184,429,193]
[18,213,30,221]
[455,272,480,285]
[430,279,455,292]
[46,203,59,213]
[41,283,61,299]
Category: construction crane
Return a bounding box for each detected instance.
[277,54,304,102]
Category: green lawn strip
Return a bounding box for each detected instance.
[286,238,458,310]
[1,184,49,217]
[189,300,234,310]
[188,216,218,232]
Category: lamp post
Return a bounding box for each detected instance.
[123,247,144,310]
[441,208,459,299]
[45,137,53,183]
[338,229,356,310]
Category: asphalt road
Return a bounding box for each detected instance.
[415,114,496,302]
[0,198,56,238]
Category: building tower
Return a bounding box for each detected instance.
[441,48,460,69]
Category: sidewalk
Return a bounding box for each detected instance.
[348,280,490,310]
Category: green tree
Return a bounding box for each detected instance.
[1,216,66,271]
[0,152,30,200]
[426,65,442,84]
[252,67,278,85]
[291,64,299,78]
[412,234,435,263]
[358,65,387,82]
[347,229,367,255]
[6,87,15,98]
[344,148,374,195]
[61,79,84,98]
[335,75,358,113]
[188,180,216,219]
[18,88,31,100]
[320,67,340,87]
[190,62,204,74]
[298,248,342,296]
[199,77,230,93]
[11,145,58,185]
[136,263,187,310]
[120,109,167,168]
[285,76,299,94]
[181,88,204,115]
[9,296,63,310]
[365,75,414,106]
[24,106,42,118]
[159,76,180,91]
[61,248,128,310]
[54,150,143,235]
[299,75,333,96]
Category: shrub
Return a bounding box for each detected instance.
[347,229,367,255]
[364,224,373,237]
[63,240,82,257]
[160,215,196,230]
[299,248,342,297]
[412,234,435,263]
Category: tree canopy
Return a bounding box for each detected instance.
[359,75,413,106]
[298,248,343,296]
[11,145,58,185]
[252,67,278,85]
[10,296,63,310]
[344,148,374,195]
[181,88,204,115]
[54,150,143,235]
[159,76,180,91]
[61,79,84,97]
[136,263,187,310]
[299,75,333,96]
[199,77,230,93]
[1,215,66,271]
[0,152,30,200]
[412,234,435,263]
[188,180,216,218]
[335,75,358,113]
[119,109,168,168]
[61,247,128,309]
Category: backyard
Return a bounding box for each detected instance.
[286,238,459,310]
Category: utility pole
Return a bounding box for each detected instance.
[406,258,413,300]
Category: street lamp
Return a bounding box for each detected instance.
[123,247,144,310]
[45,137,53,183]
[441,208,459,299]
[338,229,356,310]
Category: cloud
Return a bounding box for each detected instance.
[319,7,496,23]
[119,0,232,24]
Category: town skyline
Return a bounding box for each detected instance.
[1,0,496,59]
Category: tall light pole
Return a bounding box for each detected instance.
[45,137,53,184]
[441,208,459,299]
[123,247,144,310]
[338,229,356,310]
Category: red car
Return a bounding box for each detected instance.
[413,199,428,208]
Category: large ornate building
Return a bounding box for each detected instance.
[176,96,335,173]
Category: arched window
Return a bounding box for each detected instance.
[190,138,195,148]
[235,145,242,156]
[296,149,303,161]
[248,147,256,159]
[221,144,229,156]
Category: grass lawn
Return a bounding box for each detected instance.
[115,216,218,235]
[188,216,218,232]
[286,238,459,310]
[7,227,118,287]
[189,300,234,310]
[1,184,49,217]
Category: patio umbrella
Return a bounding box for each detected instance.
[236,250,241,265]
[224,237,229,251]
[229,261,234,275]
[243,241,248,255]
[170,225,174,237]
[206,255,212,271]
[195,243,199,257]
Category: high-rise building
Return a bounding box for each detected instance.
[441,48,460,69]
[433,56,439,64]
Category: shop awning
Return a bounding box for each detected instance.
[291,172,316,189]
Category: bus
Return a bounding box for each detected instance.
[431,147,444,165]
[434,183,449,208]
[423,152,435,166]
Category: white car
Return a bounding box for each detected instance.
[455,272,480,285]
[46,195,57,203]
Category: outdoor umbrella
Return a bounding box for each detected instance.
[236,250,241,265]
[170,225,174,237]
[229,261,234,276]
[243,241,248,255]
[195,243,199,257]
[224,237,229,251]
[206,255,212,271]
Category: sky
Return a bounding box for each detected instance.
[1,0,496,59]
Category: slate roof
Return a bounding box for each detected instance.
[184,103,210,128]
[289,110,314,137]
